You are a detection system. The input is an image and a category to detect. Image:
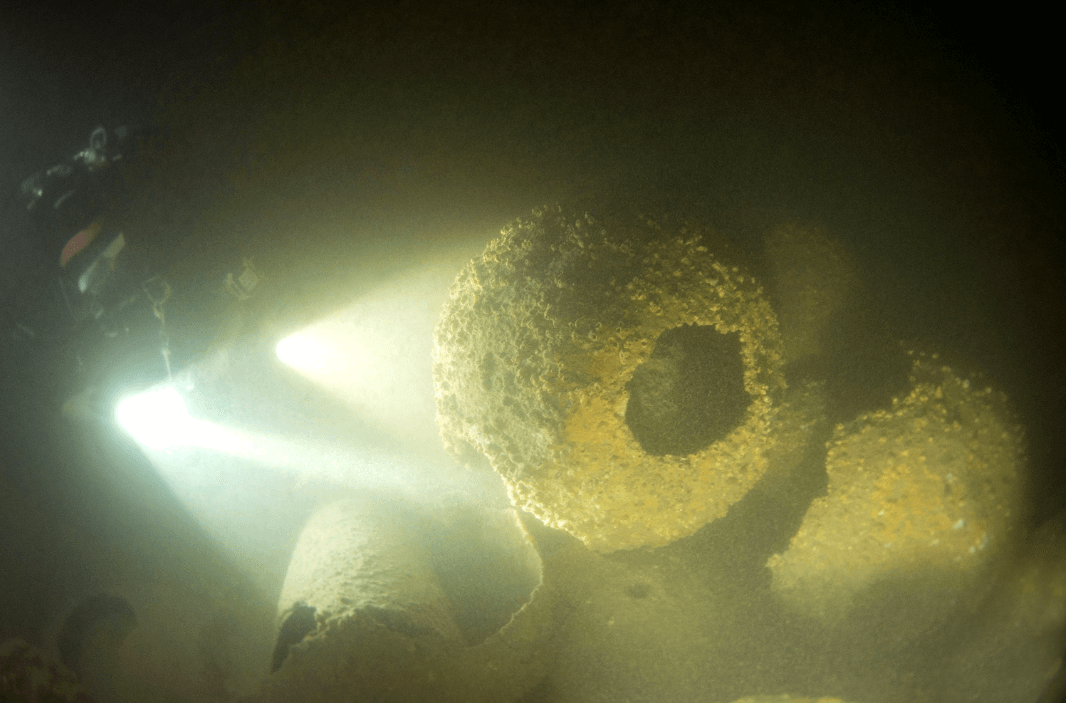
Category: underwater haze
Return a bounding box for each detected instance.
[1,2,1064,703]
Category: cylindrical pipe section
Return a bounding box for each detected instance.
[259,498,553,703]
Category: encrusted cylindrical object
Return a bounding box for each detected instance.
[434,206,786,551]
[763,223,859,364]
[767,352,1026,622]
[262,498,461,703]
[258,498,553,703]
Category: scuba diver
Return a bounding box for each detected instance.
[17,125,136,327]
[3,123,260,418]
[1,125,165,409]
[4,126,125,328]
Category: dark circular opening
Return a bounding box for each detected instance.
[625,324,749,456]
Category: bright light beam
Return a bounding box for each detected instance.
[115,385,235,453]
[272,259,467,457]
[275,333,329,372]
[114,384,445,494]
[115,386,193,450]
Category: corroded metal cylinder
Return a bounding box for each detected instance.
[434,206,787,551]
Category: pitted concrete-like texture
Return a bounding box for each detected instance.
[768,351,1026,623]
[434,207,786,551]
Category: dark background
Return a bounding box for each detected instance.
[1,0,1063,667]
